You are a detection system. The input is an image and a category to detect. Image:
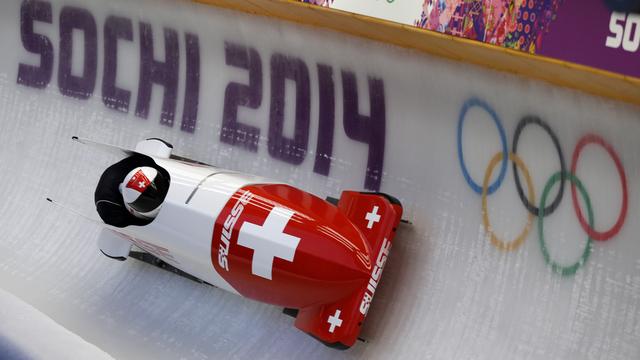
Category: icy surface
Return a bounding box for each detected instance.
[0,0,639,359]
[0,288,113,360]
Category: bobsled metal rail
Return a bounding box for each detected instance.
[196,0,640,107]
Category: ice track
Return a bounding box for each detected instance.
[0,0,639,359]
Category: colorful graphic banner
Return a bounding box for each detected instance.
[301,0,640,79]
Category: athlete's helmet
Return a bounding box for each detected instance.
[120,167,169,219]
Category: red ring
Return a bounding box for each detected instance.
[570,134,628,241]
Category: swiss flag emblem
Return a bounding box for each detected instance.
[211,184,372,309]
[126,169,151,192]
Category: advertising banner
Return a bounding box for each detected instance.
[301,0,640,79]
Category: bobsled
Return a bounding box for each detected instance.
[66,137,403,349]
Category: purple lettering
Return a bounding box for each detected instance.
[17,0,53,89]
[313,64,335,176]
[136,23,179,127]
[102,15,132,112]
[58,6,98,99]
[181,33,200,133]
[341,71,386,191]
[268,53,310,165]
[221,42,262,151]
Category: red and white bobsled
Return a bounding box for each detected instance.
[74,137,403,349]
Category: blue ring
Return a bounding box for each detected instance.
[457,98,508,195]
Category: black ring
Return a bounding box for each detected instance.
[512,116,565,217]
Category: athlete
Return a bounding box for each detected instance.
[94,154,170,227]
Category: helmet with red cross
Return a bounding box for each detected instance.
[120,167,169,220]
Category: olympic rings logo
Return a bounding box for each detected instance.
[457,98,628,276]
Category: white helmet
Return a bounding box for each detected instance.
[120,167,169,219]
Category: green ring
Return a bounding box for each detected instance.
[538,171,594,276]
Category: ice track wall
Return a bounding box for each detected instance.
[0,288,114,360]
[0,0,639,359]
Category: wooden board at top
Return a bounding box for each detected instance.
[194,0,640,107]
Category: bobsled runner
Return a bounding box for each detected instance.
[57,137,403,349]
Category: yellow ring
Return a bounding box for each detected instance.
[482,152,535,251]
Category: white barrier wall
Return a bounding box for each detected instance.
[0,288,114,360]
[323,0,423,25]
[0,0,638,359]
